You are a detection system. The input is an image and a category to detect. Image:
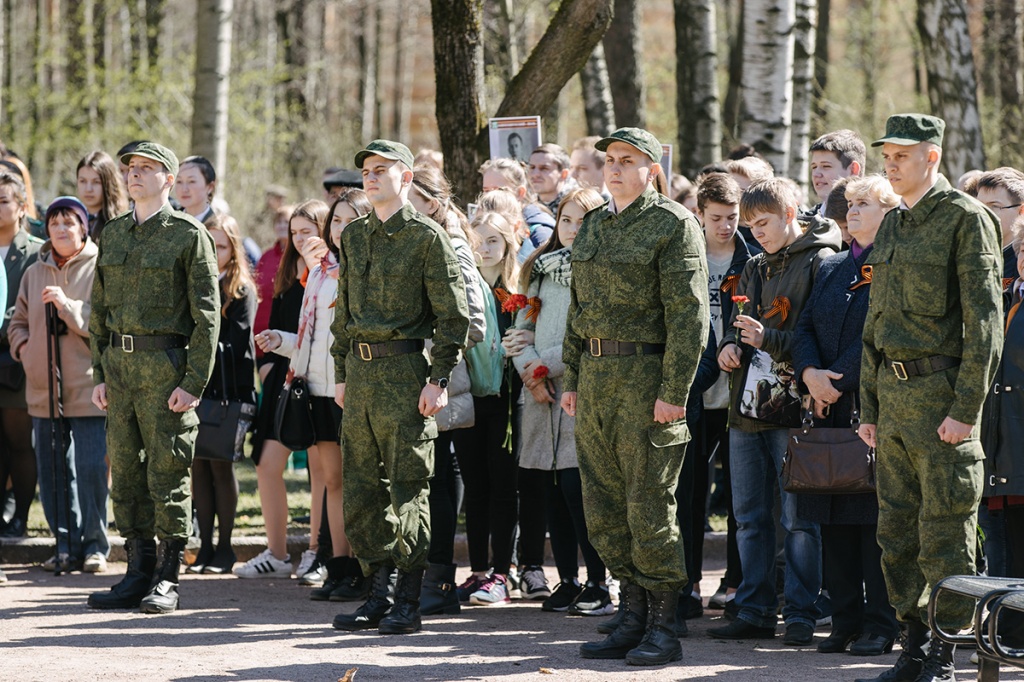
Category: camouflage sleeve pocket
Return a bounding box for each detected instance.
[662,253,704,274]
[648,419,690,448]
[901,255,949,316]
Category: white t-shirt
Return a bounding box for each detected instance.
[704,250,733,410]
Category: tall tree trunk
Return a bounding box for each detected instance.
[373,0,383,139]
[998,0,1022,164]
[392,0,414,141]
[981,0,999,99]
[739,0,795,173]
[0,0,7,130]
[357,0,377,142]
[579,42,615,136]
[724,0,745,141]
[916,0,986,178]
[789,0,815,190]
[602,0,645,128]
[812,0,829,125]
[191,0,233,179]
[675,0,722,179]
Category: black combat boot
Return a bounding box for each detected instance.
[597,581,627,634]
[88,538,157,609]
[419,562,460,616]
[854,620,929,682]
[329,557,371,602]
[332,564,394,631]
[311,557,350,601]
[915,637,956,682]
[140,539,186,614]
[626,589,684,666]
[379,568,425,634]
[580,582,648,659]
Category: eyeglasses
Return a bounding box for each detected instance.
[988,203,1023,211]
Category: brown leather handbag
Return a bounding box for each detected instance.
[782,400,876,494]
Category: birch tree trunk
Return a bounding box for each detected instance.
[675,0,722,179]
[191,0,233,179]
[603,0,646,128]
[579,43,615,136]
[739,0,795,173]
[916,0,986,179]
[724,0,745,139]
[998,0,1022,163]
[789,0,815,191]
[812,0,829,122]
[357,0,377,142]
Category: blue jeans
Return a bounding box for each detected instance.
[34,417,109,559]
[730,428,821,628]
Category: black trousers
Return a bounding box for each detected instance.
[427,430,463,565]
[517,466,548,567]
[821,523,898,636]
[545,467,606,583]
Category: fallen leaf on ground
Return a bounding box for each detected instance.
[339,668,357,682]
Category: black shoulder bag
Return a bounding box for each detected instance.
[196,343,257,462]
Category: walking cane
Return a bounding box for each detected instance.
[46,302,71,575]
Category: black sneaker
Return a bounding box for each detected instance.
[542,579,581,612]
[519,566,551,600]
[569,581,614,616]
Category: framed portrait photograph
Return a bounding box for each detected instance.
[488,116,542,163]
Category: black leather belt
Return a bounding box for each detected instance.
[111,332,186,353]
[353,339,424,361]
[585,338,666,357]
[883,354,960,381]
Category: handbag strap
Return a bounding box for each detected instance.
[802,393,862,435]
[216,342,230,404]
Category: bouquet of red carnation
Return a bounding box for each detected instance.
[532,365,549,380]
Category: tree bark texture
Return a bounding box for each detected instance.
[997,0,1022,163]
[789,0,815,190]
[739,0,795,173]
[916,0,986,178]
[579,42,615,137]
[812,0,829,123]
[724,0,745,141]
[675,0,722,179]
[191,0,233,180]
[602,0,645,128]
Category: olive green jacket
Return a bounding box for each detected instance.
[861,175,1004,426]
[89,204,221,398]
[562,187,710,406]
[331,202,469,384]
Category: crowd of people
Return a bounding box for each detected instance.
[0,111,1021,678]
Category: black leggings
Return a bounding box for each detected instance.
[517,467,548,567]
[702,408,741,589]
[0,407,35,524]
[453,395,518,575]
[192,458,238,550]
[546,467,605,583]
[427,430,464,565]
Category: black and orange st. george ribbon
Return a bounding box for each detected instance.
[849,265,873,291]
[1004,277,1016,292]
[721,273,740,295]
[525,296,542,322]
[762,295,791,322]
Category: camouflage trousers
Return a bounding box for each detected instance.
[102,345,197,541]
[875,366,984,630]
[341,351,435,575]
[576,353,690,592]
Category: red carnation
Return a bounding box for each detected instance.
[731,295,749,314]
[501,293,529,314]
[532,365,549,380]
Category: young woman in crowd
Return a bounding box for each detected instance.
[236,199,328,579]
[9,197,105,572]
[75,151,128,241]
[505,188,609,614]
[175,156,218,223]
[478,162,555,261]
[0,170,38,539]
[455,210,523,606]
[791,175,900,656]
[408,166,487,615]
[187,213,258,575]
[253,204,294,359]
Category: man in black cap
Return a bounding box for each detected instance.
[856,114,1003,682]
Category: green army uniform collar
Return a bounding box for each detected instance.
[369,202,417,237]
[602,186,658,225]
[131,202,174,230]
[902,174,952,226]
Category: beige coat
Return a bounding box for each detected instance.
[8,240,105,418]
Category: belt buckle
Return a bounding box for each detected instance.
[891,361,908,381]
[589,338,602,357]
[357,343,373,362]
[120,334,134,353]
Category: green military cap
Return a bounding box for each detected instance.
[354,140,415,170]
[871,114,946,148]
[595,127,662,163]
[120,141,179,175]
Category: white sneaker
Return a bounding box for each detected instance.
[232,548,292,578]
[295,549,317,579]
[83,554,107,573]
[41,555,59,572]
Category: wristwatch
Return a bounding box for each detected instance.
[429,377,449,389]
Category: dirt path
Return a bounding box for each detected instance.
[1,564,1016,682]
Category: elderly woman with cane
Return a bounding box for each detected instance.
[9,196,108,573]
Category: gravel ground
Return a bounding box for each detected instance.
[1,563,1017,682]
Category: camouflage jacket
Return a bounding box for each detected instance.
[330,202,469,383]
[861,175,1004,425]
[89,203,221,397]
[562,186,710,406]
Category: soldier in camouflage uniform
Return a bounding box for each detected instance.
[856,115,1003,682]
[87,142,220,615]
[330,140,469,635]
[561,128,709,667]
